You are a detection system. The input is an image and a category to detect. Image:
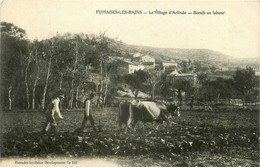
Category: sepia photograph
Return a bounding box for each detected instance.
[1,1,259,166]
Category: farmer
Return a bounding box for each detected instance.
[42,93,64,134]
[77,93,96,132]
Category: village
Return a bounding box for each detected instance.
[108,51,259,108]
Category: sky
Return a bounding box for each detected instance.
[1,0,259,58]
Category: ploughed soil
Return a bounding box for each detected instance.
[1,107,259,166]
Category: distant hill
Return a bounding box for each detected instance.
[112,41,230,63]
[110,40,259,67]
[231,57,260,67]
[128,45,232,63]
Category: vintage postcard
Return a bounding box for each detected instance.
[1,0,259,167]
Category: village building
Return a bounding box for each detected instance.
[162,60,178,73]
[173,73,197,86]
[142,62,155,69]
[132,54,156,69]
[140,55,155,68]
[117,60,145,74]
[166,68,197,103]
[255,71,260,76]
[128,62,145,73]
[251,65,260,76]
[167,68,197,86]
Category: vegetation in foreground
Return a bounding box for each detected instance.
[1,108,259,167]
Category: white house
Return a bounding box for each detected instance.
[162,61,178,68]
[162,61,178,72]
[139,55,155,68]
[129,63,145,73]
[255,71,260,76]
[168,70,197,86]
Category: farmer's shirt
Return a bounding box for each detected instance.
[47,97,63,119]
[84,99,91,117]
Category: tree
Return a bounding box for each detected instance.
[1,35,22,110]
[95,33,110,107]
[172,78,194,105]
[193,61,211,73]
[68,41,79,108]
[123,70,150,99]
[159,73,174,100]
[233,66,256,111]
[1,22,27,110]
[146,69,162,100]
[22,41,32,109]
[29,41,40,110]
[40,38,58,109]
[210,77,235,104]
[102,58,122,107]
[179,60,194,73]
[223,78,235,104]
[1,22,26,39]
[197,72,209,85]
[52,35,75,91]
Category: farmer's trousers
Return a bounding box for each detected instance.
[80,113,96,131]
[42,110,57,134]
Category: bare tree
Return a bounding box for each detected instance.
[40,40,54,109]
[31,45,40,110]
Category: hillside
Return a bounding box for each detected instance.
[129,45,231,62]
[231,57,260,67]
[111,41,230,64]
[110,40,259,68]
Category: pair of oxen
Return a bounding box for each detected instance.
[118,100,180,131]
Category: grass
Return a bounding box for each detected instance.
[1,107,259,166]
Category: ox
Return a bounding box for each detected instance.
[119,100,180,131]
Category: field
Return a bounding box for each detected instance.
[1,107,259,167]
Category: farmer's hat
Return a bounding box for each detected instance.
[58,94,65,99]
